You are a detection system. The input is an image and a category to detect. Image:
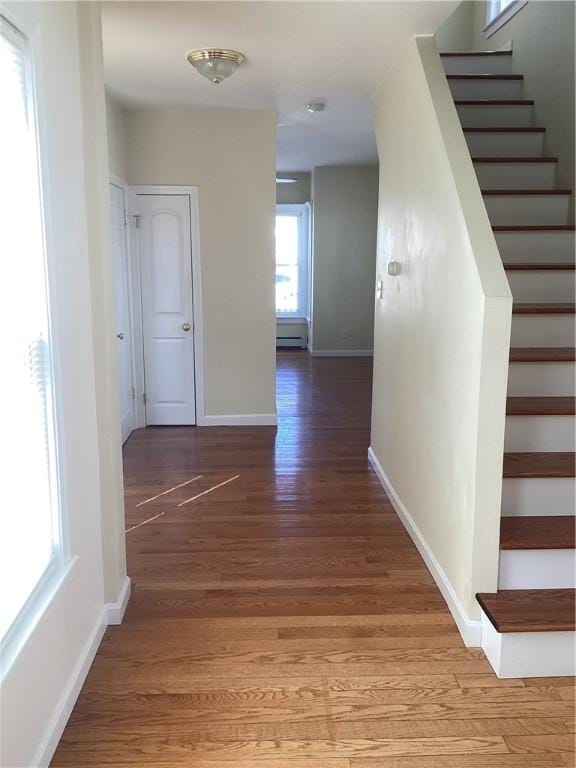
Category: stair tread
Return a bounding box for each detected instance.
[441,51,513,57]
[474,156,558,163]
[506,396,576,415]
[509,347,575,362]
[503,452,575,478]
[455,99,533,105]
[495,226,575,231]
[505,263,575,271]
[483,189,572,196]
[465,127,545,132]
[512,303,575,315]
[476,588,575,632]
[447,74,523,80]
[500,516,575,550]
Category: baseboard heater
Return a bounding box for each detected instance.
[276,334,307,349]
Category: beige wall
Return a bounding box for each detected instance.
[434,0,474,51]
[105,93,128,180]
[125,106,277,418]
[79,8,127,607]
[276,172,311,204]
[311,165,378,353]
[370,35,511,635]
[1,3,125,765]
[472,0,575,195]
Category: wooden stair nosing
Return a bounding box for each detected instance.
[474,156,558,163]
[447,74,523,80]
[455,99,533,106]
[509,347,575,363]
[512,304,575,315]
[504,263,576,271]
[506,396,576,416]
[464,126,545,133]
[495,226,575,232]
[440,51,513,57]
[483,189,572,196]
[500,516,576,551]
[503,452,576,478]
[476,588,576,633]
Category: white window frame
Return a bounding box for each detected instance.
[0,11,68,672]
[275,203,310,321]
[484,0,528,38]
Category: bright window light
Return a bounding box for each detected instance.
[275,205,309,317]
[0,17,61,642]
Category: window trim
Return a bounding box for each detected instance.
[275,203,310,320]
[484,0,528,38]
[0,10,69,673]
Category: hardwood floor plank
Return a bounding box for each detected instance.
[504,734,575,753]
[51,352,573,767]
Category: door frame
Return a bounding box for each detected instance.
[110,174,137,440]
[128,185,205,427]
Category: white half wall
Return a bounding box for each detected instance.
[369,35,512,631]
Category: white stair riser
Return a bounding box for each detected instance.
[504,415,576,451]
[499,549,576,589]
[510,315,576,347]
[442,55,513,75]
[506,271,576,303]
[485,195,570,226]
[457,104,533,128]
[475,162,556,190]
[481,612,575,678]
[507,362,575,396]
[496,230,574,261]
[502,477,576,516]
[449,79,524,100]
[466,132,544,157]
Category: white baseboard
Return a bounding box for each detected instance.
[34,608,107,767]
[310,349,373,357]
[199,413,278,427]
[367,447,482,647]
[106,576,131,625]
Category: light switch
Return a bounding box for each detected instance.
[387,261,401,276]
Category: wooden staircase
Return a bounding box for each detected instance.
[441,49,575,678]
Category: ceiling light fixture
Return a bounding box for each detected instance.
[186,49,245,85]
[276,178,298,184]
[306,102,325,113]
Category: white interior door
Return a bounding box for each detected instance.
[110,183,135,443]
[137,194,196,425]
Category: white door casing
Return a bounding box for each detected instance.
[110,182,135,442]
[137,193,196,425]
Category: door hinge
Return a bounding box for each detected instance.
[123,210,128,227]
[131,386,136,400]
[142,392,147,405]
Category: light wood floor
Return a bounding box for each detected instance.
[52,351,575,767]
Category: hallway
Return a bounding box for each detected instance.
[52,352,574,766]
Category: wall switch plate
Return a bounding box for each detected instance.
[387,261,401,276]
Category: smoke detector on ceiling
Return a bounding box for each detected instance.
[306,102,325,113]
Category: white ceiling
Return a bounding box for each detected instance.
[101,1,457,170]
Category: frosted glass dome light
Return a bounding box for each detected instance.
[186,49,246,85]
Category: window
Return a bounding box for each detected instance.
[485,0,527,37]
[275,204,310,318]
[0,16,63,645]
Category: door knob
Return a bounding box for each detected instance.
[116,332,125,340]
[182,323,191,332]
